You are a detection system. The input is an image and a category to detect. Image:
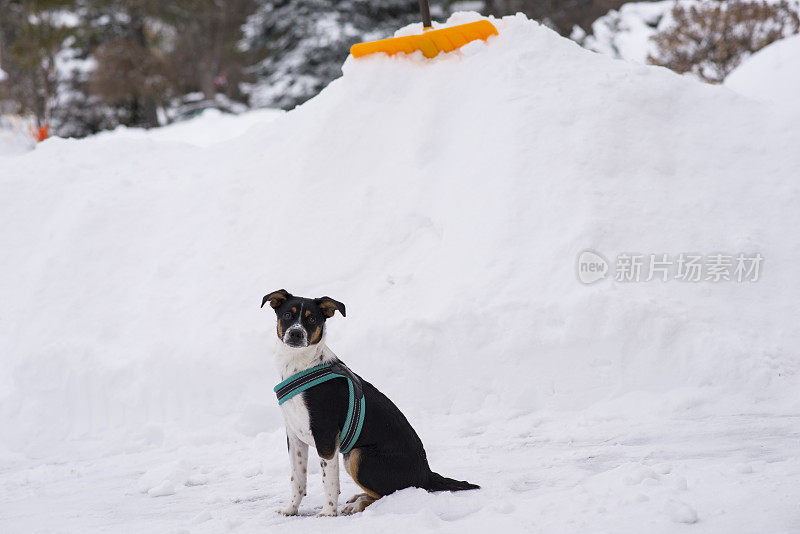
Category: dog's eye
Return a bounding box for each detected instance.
[282,312,292,320]
[307,316,316,325]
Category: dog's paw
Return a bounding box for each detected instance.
[345,493,368,504]
[341,502,361,515]
[341,495,376,515]
[276,505,299,516]
[316,506,338,517]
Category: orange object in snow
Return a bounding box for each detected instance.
[30,124,50,142]
[350,19,498,59]
[350,0,497,60]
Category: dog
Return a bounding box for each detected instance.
[262,289,479,516]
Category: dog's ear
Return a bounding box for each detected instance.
[262,289,292,309]
[314,296,346,318]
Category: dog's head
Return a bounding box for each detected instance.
[261,289,346,348]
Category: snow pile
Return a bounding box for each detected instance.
[2,8,799,452]
[2,12,800,532]
[725,33,800,105]
[91,107,284,147]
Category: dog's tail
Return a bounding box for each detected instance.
[424,470,480,492]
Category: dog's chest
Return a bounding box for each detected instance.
[280,394,315,446]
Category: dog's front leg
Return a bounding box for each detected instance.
[318,453,340,516]
[278,433,309,516]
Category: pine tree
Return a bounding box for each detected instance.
[0,0,75,128]
[240,0,446,109]
[83,0,195,129]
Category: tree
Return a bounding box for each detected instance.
[90,35,168,128]
[0,0,75,128]
[483,0,639,36]
[648,0,800,83]
[167,0,257,103]
[83,0,191,128]
[240,0,446,109]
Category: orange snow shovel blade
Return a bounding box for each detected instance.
[350,20,498,59]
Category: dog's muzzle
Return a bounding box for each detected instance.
[283,326,308,348]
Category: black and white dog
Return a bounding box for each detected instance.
[262,289,479,516]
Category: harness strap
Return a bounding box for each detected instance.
[273,362,365,454]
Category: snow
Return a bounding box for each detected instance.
[2,12,800,533]
[725,34,800,106]
[91,107,284,147]
[575,1,674,63]
[0,116,36,156]
[577,0,800,78]
[665,499,699,524]
[0,108,282,157]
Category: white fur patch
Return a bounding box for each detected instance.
[277,434,309,516]
[275,337,343,515]
[281,395,315,447]
[320,456,340,516]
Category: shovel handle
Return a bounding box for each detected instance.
[419,0,432,28]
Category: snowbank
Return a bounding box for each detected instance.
[92,107,284,147]
[725,34,800,106]
[2,10,799,452]
[1,12,800,531]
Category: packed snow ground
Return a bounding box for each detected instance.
[4,411,799,533]
[2,13,800,533]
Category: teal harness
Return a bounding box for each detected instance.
[273,361,365,454]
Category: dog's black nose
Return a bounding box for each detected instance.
[288,330,303,342]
